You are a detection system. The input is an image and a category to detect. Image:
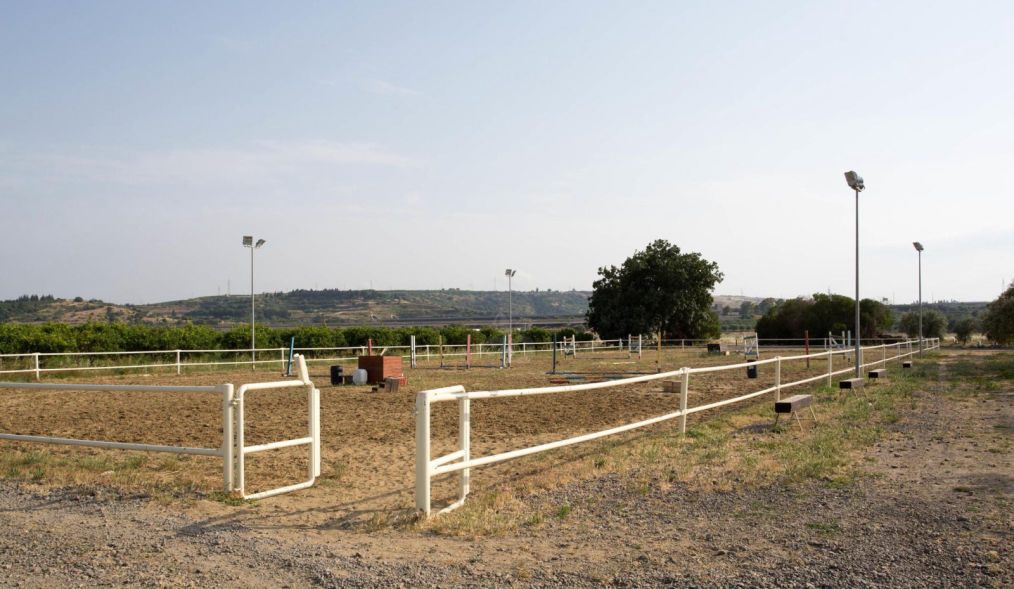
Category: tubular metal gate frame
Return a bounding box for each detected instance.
[0,354,321,500]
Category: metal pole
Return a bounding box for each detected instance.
[918,249,923,357]
[854,187,861,377]
[250,244,256,369]
[506,269,515,365]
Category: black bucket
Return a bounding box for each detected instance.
[746,359,758,379]
[330,365,344,385]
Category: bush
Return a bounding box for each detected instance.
[520,327,552,343]
[953,317,978,345]
[897,310,946,339]
[982,284,1014,346]
[439,325,474,346]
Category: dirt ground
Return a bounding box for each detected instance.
[1,348,1011,587]
[0,348,847,513]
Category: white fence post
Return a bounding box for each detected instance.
[410,335,417,369]
[679,367,689,434]
[775,356,782,402]
[176,350,182,375]
[34,353,40,381]
[310,384,321,478]
[827,351,833,387]
[458,397,470,506]
[222,383,235,491]
[415,391,432,516]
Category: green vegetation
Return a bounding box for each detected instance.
[755,294,893,339]
[0,289,591,328]
[897,309,947,339]
[586,239,723,339]
[889,300,988,332]
[981,283,1014,346]
[0,320,595,355]
[953,317,978,344]
[0,295,58,322]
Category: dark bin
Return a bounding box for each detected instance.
[330,365,344,385]
[746,359,758,379]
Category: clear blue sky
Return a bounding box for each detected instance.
[2,1,1011,305]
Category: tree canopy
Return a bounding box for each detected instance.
[982,283,1014,346]
[953,317,978,344]
[755,294,893,339]
[586,240,723,339]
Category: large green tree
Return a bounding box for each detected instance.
[586,240,723,339]
[981,283,1014,346]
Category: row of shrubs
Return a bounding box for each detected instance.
[0,321,597,355]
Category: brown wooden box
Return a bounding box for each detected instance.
[357,356,404,384]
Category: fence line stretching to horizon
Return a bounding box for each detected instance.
[415,338,939,516]
[0,336,914,380]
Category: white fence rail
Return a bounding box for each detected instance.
[0,355,320,500]
[0,339,629,379]
[0,336,923,379]
[415,338,939,516]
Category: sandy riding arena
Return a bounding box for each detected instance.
[1,349,1011,587]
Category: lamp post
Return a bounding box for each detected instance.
[243,235,266,368]
[844,171,864,377]
[913,241,924,356]
[505,269,516,368]
[505,268,516,334]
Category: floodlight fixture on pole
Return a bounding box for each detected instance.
[505,269,516,336]
[913,242,924,356]
[243,235,266,368]
[844,171,864,377]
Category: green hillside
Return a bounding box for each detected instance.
[0,289,591,328]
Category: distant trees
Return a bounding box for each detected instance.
[982,284,1014,346]
[586,240,723,340]
[755,294,893,339]
[896,310,947,340]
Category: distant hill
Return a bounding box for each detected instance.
[2,291,988,331]
[0,289,592,328]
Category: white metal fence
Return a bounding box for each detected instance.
[0,355,320,500]
[0,339,633,378]
[415,338,939,516]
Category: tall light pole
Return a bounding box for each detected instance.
[243,236,266,367]
[844,171,865,377]
[913,241,924,356]
[505,268,516,334]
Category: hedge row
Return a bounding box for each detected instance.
[0,322,595,355]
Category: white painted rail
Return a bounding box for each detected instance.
[0,354,321,500]
[416,338,938,516]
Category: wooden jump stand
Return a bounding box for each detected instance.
[774,394,817,431]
